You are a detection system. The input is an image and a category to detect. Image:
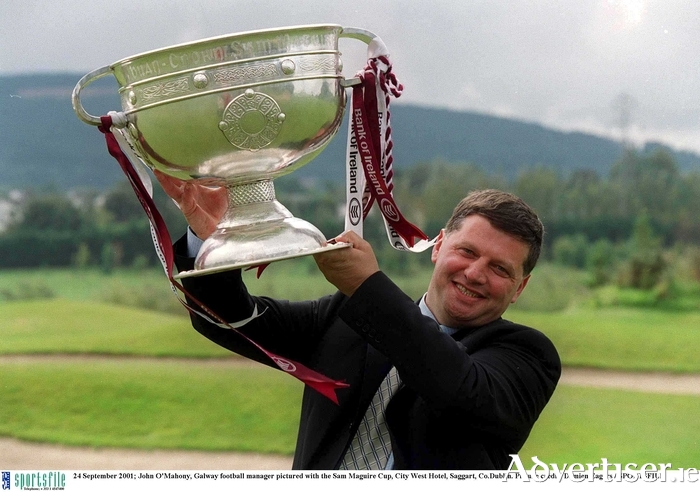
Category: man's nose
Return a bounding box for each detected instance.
[464,258,488,284]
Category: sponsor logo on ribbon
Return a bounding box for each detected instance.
[272,357,297,372]
[349,198,362,226]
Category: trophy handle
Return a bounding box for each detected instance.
[72,65,113,126]
[340,27,390,87]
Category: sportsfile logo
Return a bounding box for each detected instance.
[12,472,65,490]
[2,472,10,491]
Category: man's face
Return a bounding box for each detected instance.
[425,214,531,328]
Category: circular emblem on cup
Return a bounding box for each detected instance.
[272,357,297,373]
[219,89,286,151]
[380,198,400,222]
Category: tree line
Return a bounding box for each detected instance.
[2,148,700,293]
[385,148,700,293]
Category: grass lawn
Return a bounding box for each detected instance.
[0,268,170,303]
[508,307,700,373]
[1,358,698,468]
[0,358,302,454]
[1,299,232,358]
[4,297,700,373]
[520,385,700,469]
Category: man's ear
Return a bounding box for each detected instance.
[510,274,531,304]
[430,229,446,264]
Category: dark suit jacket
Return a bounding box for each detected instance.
[175,238,561,470]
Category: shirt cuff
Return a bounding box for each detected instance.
[186,227,205,257]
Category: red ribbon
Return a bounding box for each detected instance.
[98,116,349,404]
[351,82,429,248]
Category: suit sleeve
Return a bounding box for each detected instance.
[174,235,344,369]
[339,271,561,437]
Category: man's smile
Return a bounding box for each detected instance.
[455,282,485,299]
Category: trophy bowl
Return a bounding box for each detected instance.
[73,24,379,277]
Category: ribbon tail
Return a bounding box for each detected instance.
[303,379,351,405]
[245,263,270,278]
[391,220,430,248]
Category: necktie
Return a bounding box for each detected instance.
[339,366,401,470]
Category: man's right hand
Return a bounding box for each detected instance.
[153,169,228,240]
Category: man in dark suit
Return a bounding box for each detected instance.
[161,174,560,470]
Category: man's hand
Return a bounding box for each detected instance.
[314,231,380,297]
[153,169,228,240]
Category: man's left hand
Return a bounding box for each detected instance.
[314,231,380,297]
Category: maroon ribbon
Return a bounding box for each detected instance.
[351,81,428,248]
[98,115,349,404]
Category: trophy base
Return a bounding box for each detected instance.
[173,217,351,279]
[174,242,351,279]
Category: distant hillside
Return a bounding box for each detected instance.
[1,73,123,190]
[2,73,699,191]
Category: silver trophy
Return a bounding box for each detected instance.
[73,25,380,277]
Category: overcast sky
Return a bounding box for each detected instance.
[3,0,700,153]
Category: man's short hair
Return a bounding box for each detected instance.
[444,189,544,276]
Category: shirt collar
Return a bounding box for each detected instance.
[419,294,459,336]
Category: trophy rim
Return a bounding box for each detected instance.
[109,23,344,69]
[173,242,351,279]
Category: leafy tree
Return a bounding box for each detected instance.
[514,165,560,220]
[103,179,188,233]
[8,193,85,232]
[401,160,501,235]
[609,149,680,228]
[72,242,91,269]
[102,181,146,223]
[672,171,700,243]
[560,169,603,221]
[552,234,588,269]
[586,238,617,287]
[618,212,666,290]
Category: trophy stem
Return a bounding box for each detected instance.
[218,179,293,228]
[191,179,337,275]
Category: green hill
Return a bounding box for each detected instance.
[3,72,700,191]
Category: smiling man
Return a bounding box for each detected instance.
[166,180,561,471]
[425,192,537,328]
